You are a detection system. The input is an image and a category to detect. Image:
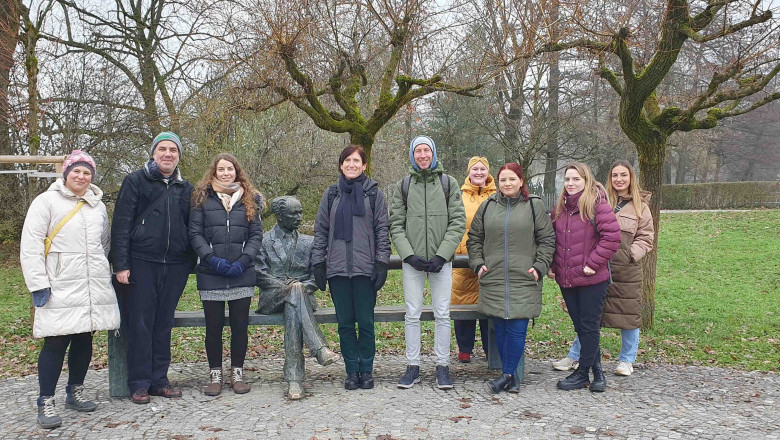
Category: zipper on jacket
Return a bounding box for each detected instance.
[504,200,511,319]
[346,239,353,277]
[82,209,95,331]
[163,181,171,263]
[423,176,429,259]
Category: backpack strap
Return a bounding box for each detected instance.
[439,173,450,209]
[45,200,86,256]
[529,196,538,246]
[480,197,495,227]
[401,175,411,210]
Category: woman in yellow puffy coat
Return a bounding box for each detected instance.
[451,157,496,362]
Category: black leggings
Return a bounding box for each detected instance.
[202,297,251,369]
[38,332,93,397]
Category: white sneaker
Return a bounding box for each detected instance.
[551,357,579,371]
[615,361,634,376]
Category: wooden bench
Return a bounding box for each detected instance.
[107,255,525,397]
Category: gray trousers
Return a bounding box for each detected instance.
[281,282,328,383]
[402,262,453,366]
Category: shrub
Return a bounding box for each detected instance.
[662,181,780,209]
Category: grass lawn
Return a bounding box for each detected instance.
[0,210,777,377]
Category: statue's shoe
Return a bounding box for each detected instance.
[315,347,340,366]
[287,382,304,400]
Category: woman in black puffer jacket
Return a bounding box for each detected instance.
[189,153,263,396]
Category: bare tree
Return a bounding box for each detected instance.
[231,0,482,174]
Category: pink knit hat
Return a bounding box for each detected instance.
[62,150,96,180]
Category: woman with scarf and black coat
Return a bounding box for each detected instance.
[311,146,391,391]
[189,153,263,396]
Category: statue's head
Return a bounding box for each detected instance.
[272,196,303,233]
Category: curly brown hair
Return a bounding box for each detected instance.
[191,153,262,221]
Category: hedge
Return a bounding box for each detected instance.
[662,181,780,210]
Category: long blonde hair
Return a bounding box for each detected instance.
[606,160,644,219]
[191,153,262,222]
[553,162,603,222]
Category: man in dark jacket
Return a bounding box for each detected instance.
[110,131,195,404]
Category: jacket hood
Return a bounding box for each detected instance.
[461,174,496,194]
[408,163,445,182]
[49,178,104,207]
[143,160,184,183]
[617,189,652,204]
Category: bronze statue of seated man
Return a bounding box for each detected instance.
[255,196,339,399]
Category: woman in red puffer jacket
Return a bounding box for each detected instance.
[548,162,620,392]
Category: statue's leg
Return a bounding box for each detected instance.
[283,303,304,384]
[289,285,328,355]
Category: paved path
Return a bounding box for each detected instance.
[1,355,777,439]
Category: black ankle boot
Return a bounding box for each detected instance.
[590,360,606,392]
[345,373,360,390]
[488,373,513,393]
[505,373,521,393]
[557,366,590,391]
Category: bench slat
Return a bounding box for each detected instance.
[174,304,488,327]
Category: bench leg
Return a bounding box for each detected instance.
[108,326,130,398]
[487,319,525,382]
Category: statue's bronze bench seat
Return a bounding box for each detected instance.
[107,255,526,397]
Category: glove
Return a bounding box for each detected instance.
[225,261,245,278]
[426,256,446,273]
[404,255,428,272]
[313,263,327,291]
[208,256,232,276]
[32,288,51,307]
[371,262,388,291]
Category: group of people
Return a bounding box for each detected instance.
[19,131,654,429]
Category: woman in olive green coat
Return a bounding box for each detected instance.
[467,163,555,393]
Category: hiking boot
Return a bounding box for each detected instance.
[65,384,97,412]
[556,366,590,391]
[204,368,223,396]
[397,365,420,389]
[37,396,62,429]
[287,381,304,400]
[344,373,360,390]
[231,367,250,394]
[149,385,182,398]
[488,373,512,394]
[458,352,471,363]
[359,372,374,389]
[315,346,339,366]
[552,356,579,371]
[590,361,607,392]
[615,361,634,376]
[130,389,150,404]
[436,365,453,390]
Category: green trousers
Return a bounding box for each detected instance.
[329,276,376,374]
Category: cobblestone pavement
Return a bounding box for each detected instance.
[1,355,777,439]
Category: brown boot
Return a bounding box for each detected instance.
[231,367,250,394]
[204,368,223,396]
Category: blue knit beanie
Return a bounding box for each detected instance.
[150,131,182,158]
[409,135,438,171]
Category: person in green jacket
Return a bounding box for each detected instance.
[467,163,556,393]
[389,135,466,390]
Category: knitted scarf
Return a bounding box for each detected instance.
[333,173,367,241]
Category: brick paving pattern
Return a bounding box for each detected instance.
[1,355,777,439]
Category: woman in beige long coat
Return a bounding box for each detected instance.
[551,160,654,377]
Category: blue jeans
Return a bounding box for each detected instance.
[568,328,640,363]
[493,318,529,375]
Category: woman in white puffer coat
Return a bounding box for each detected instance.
[20,150,120,430]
